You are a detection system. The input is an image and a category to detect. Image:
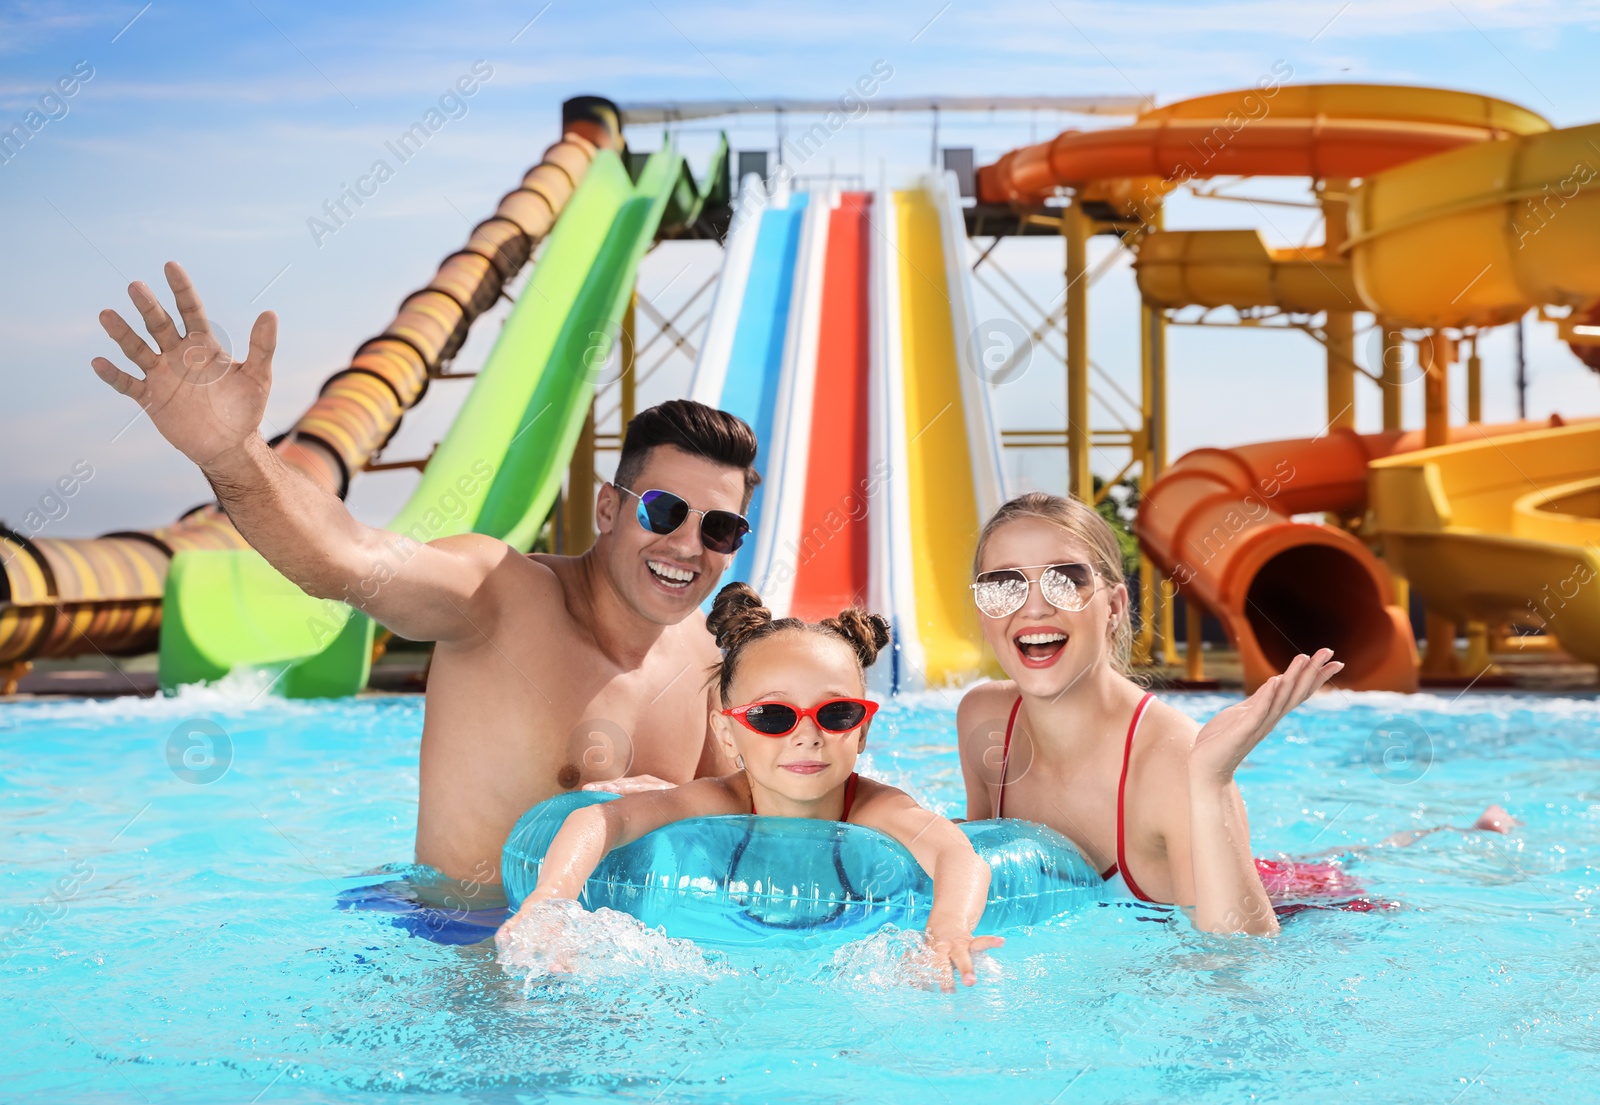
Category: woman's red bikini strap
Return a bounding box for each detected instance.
[1115,693,1157,902]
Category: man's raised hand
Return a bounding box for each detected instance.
[91,262,276,470]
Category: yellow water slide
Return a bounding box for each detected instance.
[877,178,1005,688]
[1369,422,1600,660]
[1355,122,1600,660]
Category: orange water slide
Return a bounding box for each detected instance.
[0,101,622,673]
[789,193,873,621]
[977,84,1548,205]
[1134,418,1567,691]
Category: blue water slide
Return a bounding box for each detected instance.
[714,193,809,586]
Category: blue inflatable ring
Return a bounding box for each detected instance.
[502,791,1107,946]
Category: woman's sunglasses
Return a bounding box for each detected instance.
[614,486,751,555]
[721,698,879,737]
[970,562,1099,619]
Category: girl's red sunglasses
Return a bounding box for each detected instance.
[720,697,879,737]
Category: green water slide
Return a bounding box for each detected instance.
[158,140,694,697]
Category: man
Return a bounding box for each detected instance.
[92,263,757,891]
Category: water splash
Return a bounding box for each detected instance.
[495,899,722,986]
[821,925,1003,990]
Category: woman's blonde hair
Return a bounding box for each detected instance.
[973,492,1135,675]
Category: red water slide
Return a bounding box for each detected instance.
[789,193,872,621]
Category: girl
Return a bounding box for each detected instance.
[499,583,1003,987]
[958,492,1344,936]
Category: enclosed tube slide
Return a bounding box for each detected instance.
[978,84,1549,205]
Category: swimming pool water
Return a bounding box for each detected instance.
[2,679,1596,1103]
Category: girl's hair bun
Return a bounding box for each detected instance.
[707,582,772,652]
[821,608,891,669]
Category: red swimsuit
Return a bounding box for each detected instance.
[995,695,1391,913]
[996,692,1158,901]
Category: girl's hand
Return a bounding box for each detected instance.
[495,896,586,974]
[1189,649,1343,786]
[919,925,1005,991]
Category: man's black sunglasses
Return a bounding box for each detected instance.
[614,486,751,555]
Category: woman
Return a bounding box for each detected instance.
[957,492,1341,935]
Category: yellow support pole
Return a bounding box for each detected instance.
[1422,330,1454,448]
[1185,598,1205,682]
[1465,332,1482,424]
[1160,576,1180,666]
[1464,619,1491,675]
[1321,178,1356,433]
[564,402,597,555]
[621,290,638,437]
[1380,320,1404,431]
[1063,200,1092,501]
[1135,296,1156,666]
[1146,208,1178,666]
[1420,329,1458,674]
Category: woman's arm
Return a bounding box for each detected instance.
[859,788,1002,988]
[1186,650,1343,935]
[1187,776,1277,935]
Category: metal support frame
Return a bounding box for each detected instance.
[1063,202,1092,500]
[972,198,1177,668]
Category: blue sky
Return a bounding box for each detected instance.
[5,0,1600,536]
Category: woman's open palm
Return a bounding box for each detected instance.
[91,261,276,468]
[1189,649,1344,785]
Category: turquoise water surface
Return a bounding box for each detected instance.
[2,679,1596,1103]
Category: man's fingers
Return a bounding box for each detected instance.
[99,309,158,371]
[245,311,277,383]
[128,280,181,352]
[90,356,146,401]
[165,261,210,335]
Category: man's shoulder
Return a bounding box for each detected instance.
[426,540,568,619]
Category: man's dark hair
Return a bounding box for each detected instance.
[614,400,760,507]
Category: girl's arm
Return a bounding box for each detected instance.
[506,778,736,919]
[1186,650,1342,935]
[858,788,1002,988]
